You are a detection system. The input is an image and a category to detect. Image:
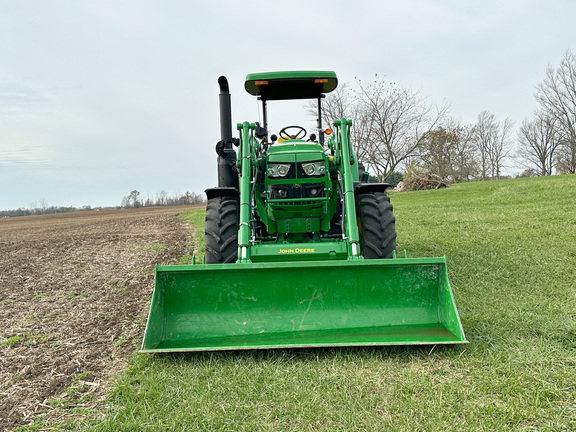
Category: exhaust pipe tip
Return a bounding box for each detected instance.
[218,76,229,93]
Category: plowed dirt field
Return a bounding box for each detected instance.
[0,206,198,430]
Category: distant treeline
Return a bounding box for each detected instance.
[0,190,207,218]
[120,190,206,208]
[0,205,117,218]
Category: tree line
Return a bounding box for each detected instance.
[0,205,90,218]
[313,49,576,189]
[0,190,206,218]
[120,190,205,208]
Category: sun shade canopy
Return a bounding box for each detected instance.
[245,70,338,100]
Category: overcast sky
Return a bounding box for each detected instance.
[1,0,574,210]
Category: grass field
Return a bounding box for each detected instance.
[23,175,576,431]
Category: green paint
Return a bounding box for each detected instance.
[141,257,466,352]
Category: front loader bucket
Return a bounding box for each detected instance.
[141,257,466,352]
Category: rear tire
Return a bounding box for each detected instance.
[356,192,397,259]
[205,195,239,264]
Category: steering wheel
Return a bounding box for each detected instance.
[279,125,307,140]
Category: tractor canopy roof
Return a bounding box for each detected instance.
[245,71,338,101]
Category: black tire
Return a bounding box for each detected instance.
[356,192,397,259]
[204,196,239,264]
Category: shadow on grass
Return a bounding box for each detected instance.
[149,343,468,366]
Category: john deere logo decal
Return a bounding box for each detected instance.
[278,248,315,254]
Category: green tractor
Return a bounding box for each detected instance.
[141,71,466,352]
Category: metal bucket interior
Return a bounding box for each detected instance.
[141,257,466,352]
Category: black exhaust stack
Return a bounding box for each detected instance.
[218,76,232,140]
[216,76,239,189]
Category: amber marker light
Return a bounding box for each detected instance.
[314,79,329,83]
[255,80,268,85]
[324,128,332,135]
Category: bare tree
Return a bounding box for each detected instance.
[310,76,447,180]
[474,111,496,180]
[556,141,576,173]
[355,77,448,179]
[308,83,374,166]
[316,82,352,121]
[473,111,513,180]
[40,198,48,213]
[535,50,576,173]
[155,190,169,206]
[517,113,560,176]
[491,117,514,179]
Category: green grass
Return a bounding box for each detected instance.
[178,210,206,263]
[1,332,51,348]
[67,176,576,431]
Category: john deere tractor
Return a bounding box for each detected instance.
[141,71,466,352]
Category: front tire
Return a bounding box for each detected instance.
[356,192,397,259]
[204,196,239,264]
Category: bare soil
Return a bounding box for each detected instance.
[0,206,199,431]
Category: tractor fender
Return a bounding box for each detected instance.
[204,187,239,201]
[353,182,392,196]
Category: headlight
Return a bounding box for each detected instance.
[301,161,326,176]
[305,184,325,197]
[267,163,291,178]
[268,185,289,199]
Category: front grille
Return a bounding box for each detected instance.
[268,183,325,200]
[275,200,324,206]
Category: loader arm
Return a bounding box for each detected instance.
[236,121,256,263]
[331,118,362,259]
